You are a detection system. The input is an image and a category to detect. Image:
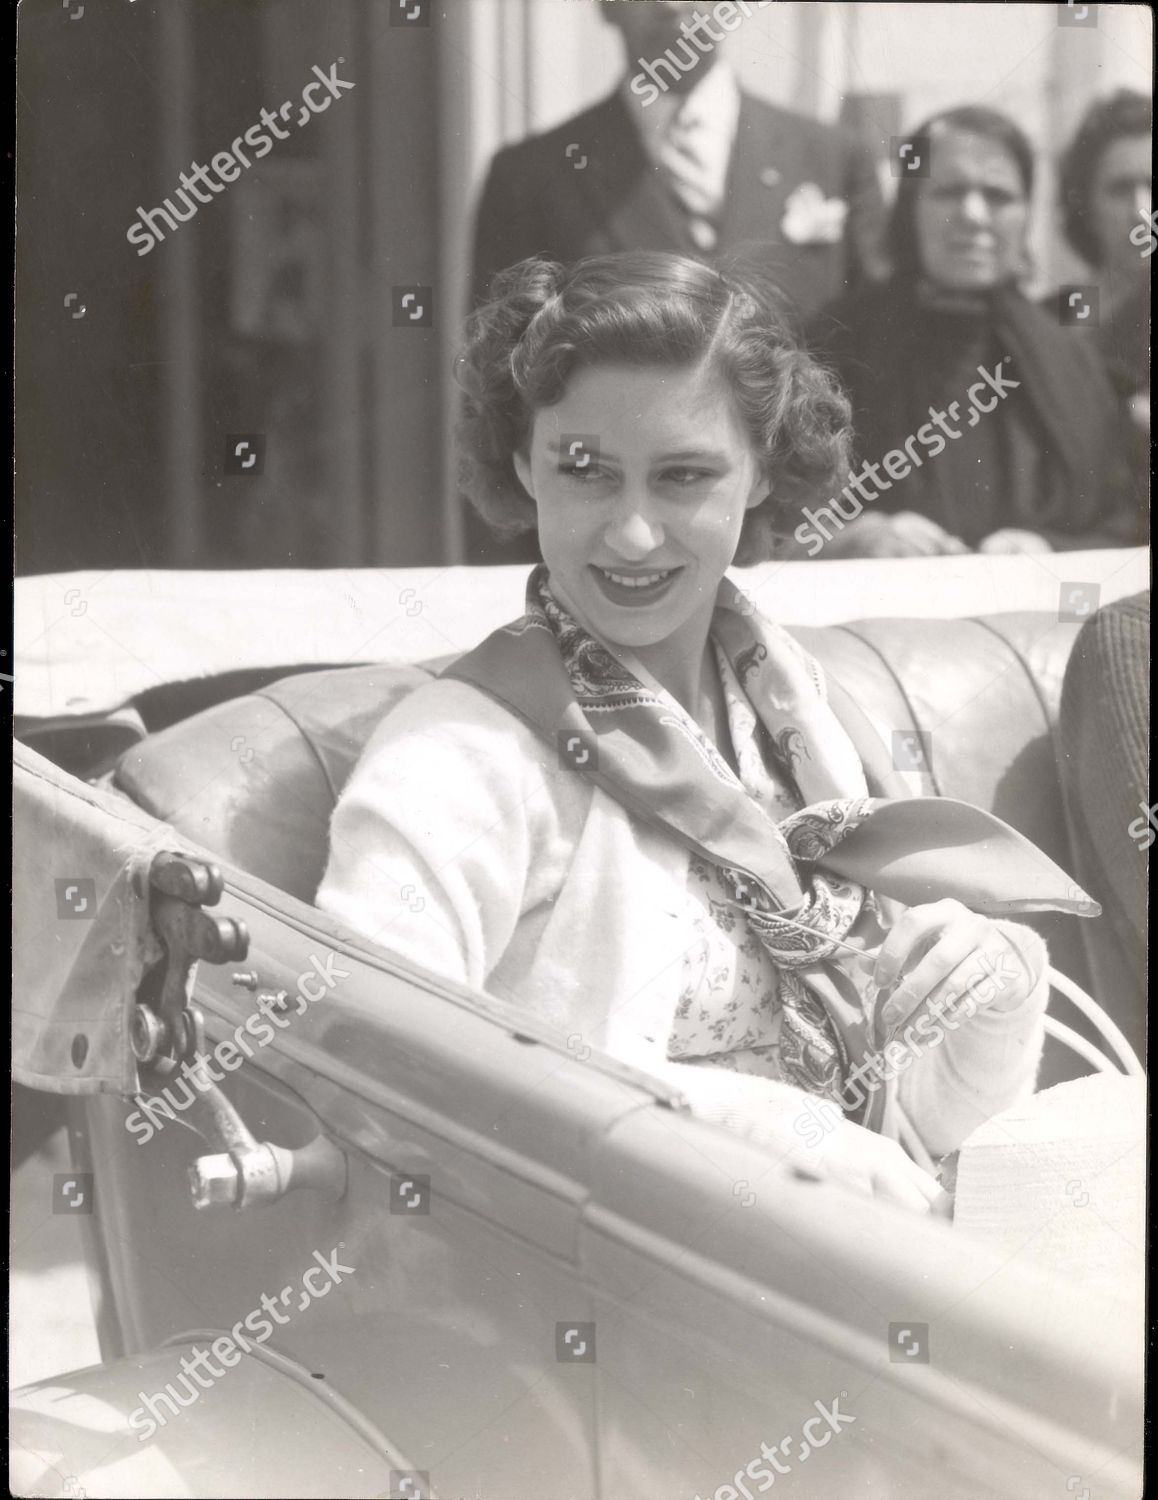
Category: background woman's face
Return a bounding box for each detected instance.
[1090,134,1151,280]
[914,129,1029,291]
[514,361,766,659]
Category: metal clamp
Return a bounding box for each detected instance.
[132,851,249,1071]
[132,851,346,1212]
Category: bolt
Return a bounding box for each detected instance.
[130,1006,168,1064]
[189,1154,240,1210]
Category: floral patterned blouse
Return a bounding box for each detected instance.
[668,642,810,1079]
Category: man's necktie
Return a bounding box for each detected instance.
[659,101,719,252]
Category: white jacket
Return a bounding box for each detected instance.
[317,676,1047,1162]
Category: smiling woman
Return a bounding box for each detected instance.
[513,356,785,720]
[316,250,1092,1210]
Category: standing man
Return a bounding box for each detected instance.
[466,0,887,560]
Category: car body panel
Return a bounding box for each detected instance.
[10,1341,398,1500]
[584,1109,1141,1499]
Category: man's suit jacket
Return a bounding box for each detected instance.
[465,86,887,561]
[471,85,886,316]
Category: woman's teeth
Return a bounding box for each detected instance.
[601,569,673,588]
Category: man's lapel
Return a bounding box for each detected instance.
[580,91,699,256]
[718,94,793,249]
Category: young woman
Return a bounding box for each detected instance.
[317,253,1088,1209]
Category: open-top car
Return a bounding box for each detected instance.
[11,554,1146,1500]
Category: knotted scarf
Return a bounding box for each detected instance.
[444,566,1097,1113]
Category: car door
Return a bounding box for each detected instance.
[76,858,680,1500]
[580,1104,1142,1499]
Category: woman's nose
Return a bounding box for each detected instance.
[1132,182,1152,222]
[958,187,991,226]
[604,499,664,558]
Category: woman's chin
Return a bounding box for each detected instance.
[933,261,1002,293]
[592,602,702,660]
[585,607,681,651]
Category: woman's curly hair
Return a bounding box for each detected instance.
[454,251,852,565]
[1059,90,1152,268]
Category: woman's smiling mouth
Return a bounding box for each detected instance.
[590,565,683,606]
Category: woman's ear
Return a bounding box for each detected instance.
[513,448,535,500]
[745,474,773,512]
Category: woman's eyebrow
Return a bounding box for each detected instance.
[654,447,730,464]
[544,441,729,464]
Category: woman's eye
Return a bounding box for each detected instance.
[558,462,606,482]
[661,467,713,486]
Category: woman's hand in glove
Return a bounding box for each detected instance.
[657,1059,944,1214]
[868,899,1042,1041]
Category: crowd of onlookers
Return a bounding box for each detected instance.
[463,3,1150,562]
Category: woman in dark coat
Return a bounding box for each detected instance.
[804,107,1141,560]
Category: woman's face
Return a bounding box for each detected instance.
[1090,134,1151,279]
[514,361,767,663]
[914,128,1029,291]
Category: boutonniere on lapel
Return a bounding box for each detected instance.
[779,182,848,245]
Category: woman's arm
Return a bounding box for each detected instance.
[621,1043,944,1213]
[316,680,556,990]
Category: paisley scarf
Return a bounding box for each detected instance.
[444,566,1096,1112]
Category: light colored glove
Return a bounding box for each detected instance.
[656,1058,942,1214]
[870,899,1043,1039]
